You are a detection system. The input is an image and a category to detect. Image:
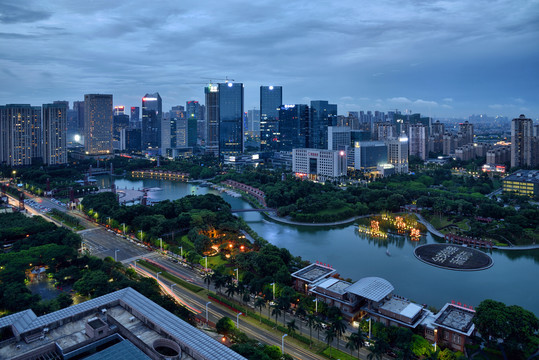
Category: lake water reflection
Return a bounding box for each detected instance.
[98,175,539,315]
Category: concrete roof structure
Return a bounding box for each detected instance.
[345,277,394,302]
[380,297,423,319]
[291,263,336,284]
[0,287,246,360]
[433,303,475,336]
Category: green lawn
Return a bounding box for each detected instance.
[321,346,358,360]
[205,255,229,269]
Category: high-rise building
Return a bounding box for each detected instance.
[113,105,125,116]
[84,94,113,155]
[353,141,388,171]
[292,148,347,182]
[247,109,260,133]
[387,134,409,173]
[327,126,351,151]
[310,100,337,149]
[459,121,474,145]
[113,114,130,144]
[130,106,140,124]
[73,101,85,134]
[408,124,428,160]
[186,100,202,145]
[0,104,42,166]
[205,84,220,155]
[218,82,244,157]
[278,104,309,151]
[260,86,282,152]
[42,103,67,165]
[511,114,534,168]
[141,93,162,151]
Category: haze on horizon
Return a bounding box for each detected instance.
[0,0,538,119]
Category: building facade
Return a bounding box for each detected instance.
[511,114,534,168]
[502,170,539,197]
[292,148,347,181]
[408,124,427,160]
[387,135,409,173]
[0,104,42,166]
[84,94,113,155]
[260,85,283,152]
[310,100,337,149]
[218,82,244,157]
[141,93,162,151]
[278,104,309,151]
[42,103,67,165]
[205,84,220,155]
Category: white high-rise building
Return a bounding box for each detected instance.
[42,103,67,165]
[408,124,427,160]
[387,134,409,173]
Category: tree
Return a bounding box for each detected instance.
[271,304,282,327]
[287,319,298,334]
[306,314,316,347]
[325,327,336,358]
[225,283,237,299]
[331,316,347,349]
[203,271,212,291]
[254,297,266,323]
[295,305,307,333]
[346,331,365,359]
[313,317,324,341]
[367,338,390,360]
[216,316,235,336]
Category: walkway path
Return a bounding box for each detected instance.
[264,213,371,227]
[415,213,444,237]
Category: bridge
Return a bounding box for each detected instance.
[230,208,276,213]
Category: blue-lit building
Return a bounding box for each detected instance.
[141,93,162,151]
[260,86,282,152]
[204,84,220,155]
[218,82,244,157]
[278,104,309,151]
[310,100,337,149]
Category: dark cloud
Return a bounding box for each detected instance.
[0,3,50,23]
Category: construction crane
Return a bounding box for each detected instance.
[200,76,235,84]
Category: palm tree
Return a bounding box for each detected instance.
[213,273,225,294]
[396,344,414,360]
[332,316,347,349]
[367,338,390,360]
[306,314,316,347]
[203,271,212,291]
[295,305,307,333]
[325,327,336,359]
[346,331,365,359]
[254,297,266,323]
[225,283,236,299]
[271,304,282,327]
[287,319,298,335]
[277,297,290,327]
[313,318,324,341]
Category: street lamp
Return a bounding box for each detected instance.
[368,318,372,339]
[205,301,211,327]
[180,246,183,258]
[234,268,239,281]
[139,230,143,241]
[204,256,208,271]
[236,312,242,329]
[159,237,163,252]
[114,249,119,262]
[122,223,125,235]
[313,298,318,313]
[282,334,288,355]
[270,283,275,299]
[156,271,162,281]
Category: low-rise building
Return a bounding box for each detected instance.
[292,148,347,182]
[424,303,476,353]
[502,170,539,197]
[291,262,337,294]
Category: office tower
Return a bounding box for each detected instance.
[247,109,260,133]
[278,104,309,151]
[260,85,282,152]
[353,141,388,171]
[42,103,67,165]
[113,105,125,116]
[186,101,202,146]
[141,93,162,151]
[205,84,220,155]
[123,128,142,152]
[0,104,42,166]
[387,134,409,173]
[218,82,244,157]
[84,94,113,155]
[459,121,474,145]
[113,113,130,143]
[310,100,337,149]
[408,124,427,160]
[327,126,351,151]
[375,122,396,141]
[73,101,85,134]
[511,114,534,168]
[130,106,140,124]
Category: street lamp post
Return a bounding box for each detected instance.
[204,256,208,271]
[180,246,183,258]
[234,268,239,281]
[236,312,242,329]
[114,249,119,262]
[313,298,318,312]
[139,230,143,241]
[159,237,162,252]
[282,334,288,355]
[368,318,372,339]
[205,301,211,327]
[122,223,125,235]
[156,271,162,281]
[271,283,275,299]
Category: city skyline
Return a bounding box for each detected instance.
[0,0,538,118]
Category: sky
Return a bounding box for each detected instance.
[1,0,538,119]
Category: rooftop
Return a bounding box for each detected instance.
[380,297,423,319]
[504,170,539,184]
[291,263,336,283]
[84,340,150,360]
[434,303,475,336]
[313,278,352,295]
[345,277,394,302]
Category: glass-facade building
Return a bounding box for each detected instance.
[218,82,244,157]
[260,86,282,152]
[84,94,113,155]
[205,85,220,155]
[310,100,337,149]
[42,103,67,165]
[278,104,309,151]
[142,93,162,151]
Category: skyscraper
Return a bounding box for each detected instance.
[0,104,42,166]
[218,82,244,157]
[387,134,409,173]
[130,106,140,124]
[278,104,309,151]
[310,100,337,149]
[73,101,85,135]
[260,86,282,152]
[205,84,220,155]
[186,100,202,146]
[84,94,113,155]
[141,93,162,151]
[42,103,67,165]
[408,124,427,160]
[511,114,534,168]
[458,121,474,145]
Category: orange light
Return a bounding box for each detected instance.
[222,337,226,342]
[240,245,244,250]
[229,243,233,248]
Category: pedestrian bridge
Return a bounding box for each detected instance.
[230,208,276,213]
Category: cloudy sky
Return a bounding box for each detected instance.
[1,0,538,118]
